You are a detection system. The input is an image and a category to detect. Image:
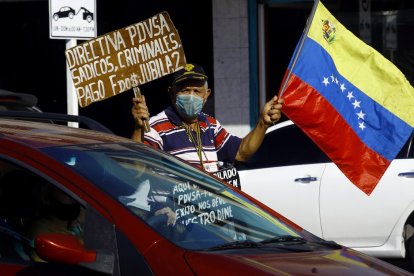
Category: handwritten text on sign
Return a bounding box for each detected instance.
[65,12,186,107]
[173,182,234,226]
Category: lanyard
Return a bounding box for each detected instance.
[183,122,207,165]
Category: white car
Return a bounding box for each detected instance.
[238,119,414,265]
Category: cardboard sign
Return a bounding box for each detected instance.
[65,11,186,107]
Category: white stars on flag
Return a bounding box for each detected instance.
[321,74,366,131]
[352,100,361,109]
[356,110,366,120]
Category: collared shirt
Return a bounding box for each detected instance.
[144,106,242,167]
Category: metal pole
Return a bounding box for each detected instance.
[66,39,78,128]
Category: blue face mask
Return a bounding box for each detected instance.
[175,94,204,119]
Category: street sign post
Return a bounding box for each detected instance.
[49,0,97,126]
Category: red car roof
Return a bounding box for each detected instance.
[0,119,131,148]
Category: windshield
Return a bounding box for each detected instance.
[42,142,303,250]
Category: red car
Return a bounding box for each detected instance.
[0,112,410,275]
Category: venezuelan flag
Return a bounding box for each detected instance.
[280,1,414,195]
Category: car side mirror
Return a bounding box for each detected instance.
[35,233,115,274]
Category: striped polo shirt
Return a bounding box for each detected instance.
[144,106,242,168]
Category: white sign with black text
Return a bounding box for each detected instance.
[49,0,97,39]
[213,165,241,190]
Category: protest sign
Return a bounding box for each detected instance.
[65,11,186,107]
[213,164,241,190]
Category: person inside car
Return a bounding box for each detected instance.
[27,187,84,262]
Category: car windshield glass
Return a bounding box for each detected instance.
[42,142,302,250]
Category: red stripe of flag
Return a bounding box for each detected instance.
[282,73,390,195]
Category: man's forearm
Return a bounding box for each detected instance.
[235,120,268,162]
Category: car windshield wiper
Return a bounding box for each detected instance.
[261,235,342,250]
[206,240,260,251]
[260,235,306,244]
[205,235,341,252]
[206,237,332,253]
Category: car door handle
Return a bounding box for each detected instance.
[294,177,318,183]
[398,172,414,178]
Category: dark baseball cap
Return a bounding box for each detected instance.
[172,63,208,85]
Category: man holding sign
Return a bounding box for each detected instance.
[131,63,283,185]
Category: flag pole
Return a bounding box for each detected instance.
[279,0,320,97]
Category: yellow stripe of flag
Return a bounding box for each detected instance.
[307,2,414,127]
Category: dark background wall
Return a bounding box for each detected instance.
[0,0,213,138]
